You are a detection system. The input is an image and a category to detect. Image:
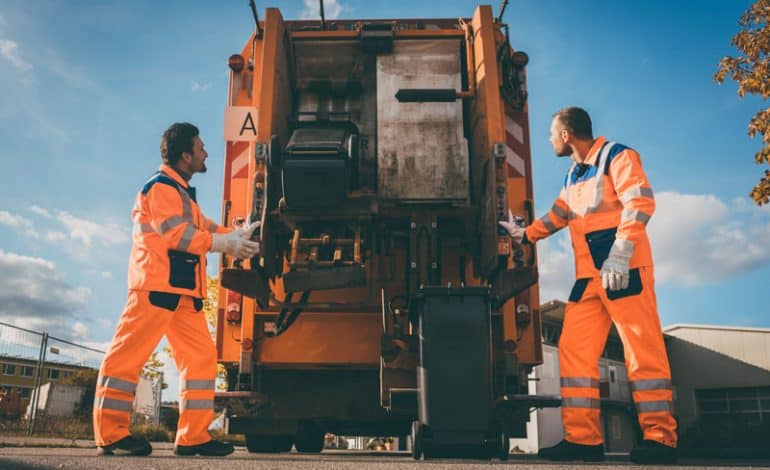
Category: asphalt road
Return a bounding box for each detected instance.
[1,447,769,470]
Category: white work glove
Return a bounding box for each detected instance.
[211,221,261,259]
[498,209,527,244]
[600,239,633,291]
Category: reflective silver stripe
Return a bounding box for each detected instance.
[630,379,672,392]
[179,190,193,221]
[540,215,557,234]
[133,223,154,235]
[636,400,673,413]
[183,379,215,391]
[621,209,651,225]
[561,377,600,388]
[551,203,569,220]
[159,215,186,234]
[98,376,136,394]
[562,397,601,409]
[611,239,635,258]
[182,399,214,411]
[176,223,197,251]
[207,222,219,233]
[620,186,654,205]
[95,396,133,412]
[589,141,616,212]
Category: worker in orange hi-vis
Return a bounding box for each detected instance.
[500,107,677,465]
[94,122,260,457]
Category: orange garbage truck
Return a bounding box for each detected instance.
[215,3,557,458]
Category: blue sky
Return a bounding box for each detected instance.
[1,0,769,396]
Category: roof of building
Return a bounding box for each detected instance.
[663,324,770,335]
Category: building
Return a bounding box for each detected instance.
[0,355,94,401]
[663,324,770,434]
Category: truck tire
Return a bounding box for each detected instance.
[294,420,324,453]
[245,434,294,453]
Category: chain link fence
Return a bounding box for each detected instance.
[0,320,163,438]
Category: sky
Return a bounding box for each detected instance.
[1,0,769,401]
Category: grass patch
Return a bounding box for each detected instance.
[129,423,174,442]
[209,430,245,446]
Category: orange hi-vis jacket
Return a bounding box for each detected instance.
[525,136,655,278]
[128,165,230,299]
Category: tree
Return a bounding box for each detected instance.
[142,351,168,390]
[715,0,770,205]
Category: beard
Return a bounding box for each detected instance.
[555,145,573,157]
[199,162,208,173]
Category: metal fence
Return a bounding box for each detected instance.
[0,320,160,438]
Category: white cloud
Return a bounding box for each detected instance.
[0,38,32,71]
[71,321,90,341]
[190,80,211,92]
[100,271,113,279]
[0,250,91,332]
[0,210,31,229]
[44,231,67,242]
[0,210,39,238]
[535,231,574,302]
[29,205,51,218]
[55,210,129,248]
[301,0,344,20]
[2,207,130,256]
[648,192,770,285]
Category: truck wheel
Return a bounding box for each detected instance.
[245,434,294,453]
[294,421,324,453]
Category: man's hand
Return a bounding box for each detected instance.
[211,221,261,259]
[600,240,633,291]
[498,209,527,244]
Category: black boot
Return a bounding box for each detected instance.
[630,439,677,464]
[174,439,235,457]
[97,435,152,456]
[538,440,605,462]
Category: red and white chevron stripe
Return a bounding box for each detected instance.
[504,103,530,178]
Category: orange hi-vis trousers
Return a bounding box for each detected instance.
[559,266,677,447]
[94,290,216,447]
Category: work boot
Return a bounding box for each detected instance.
[174,439,235,457]
[97,435,152,456]
[538,439,605,462]
[630,439,677,464]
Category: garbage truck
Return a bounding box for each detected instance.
[214,3,557,459]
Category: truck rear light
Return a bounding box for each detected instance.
[226,302,241,323]
[241,338,254,351]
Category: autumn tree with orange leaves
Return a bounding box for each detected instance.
[715,0,770,205]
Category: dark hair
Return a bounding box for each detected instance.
[160,122,199,165]
[553,107,593,140]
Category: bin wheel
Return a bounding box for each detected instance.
[498,432,510,461]
[245,434,294,453]
[294,420,324,453]
[411,421,422,460]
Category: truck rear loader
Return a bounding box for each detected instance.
[215,3,558,459]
